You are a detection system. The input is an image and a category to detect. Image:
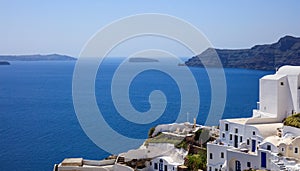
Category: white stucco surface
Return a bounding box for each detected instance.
[207,66,300,171]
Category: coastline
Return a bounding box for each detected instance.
[54,122,217,171]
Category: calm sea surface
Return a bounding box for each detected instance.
[0,59,273,170]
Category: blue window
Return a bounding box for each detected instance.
[252,140,256,152]
[225,124,229,131]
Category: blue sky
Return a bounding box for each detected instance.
[0,0,299,57]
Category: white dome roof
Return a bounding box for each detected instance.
[277,65,300,75]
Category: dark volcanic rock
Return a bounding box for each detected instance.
[185,35,300,70]
[0,61,10,65]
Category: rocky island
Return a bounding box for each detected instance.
[0,61,10,65]
[128,57,159,62]
[0,54,76,61]
[185,35,300,70]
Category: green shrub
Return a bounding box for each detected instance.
[283,113,300,128]
[175,140,188,150]
[186,151,207,171]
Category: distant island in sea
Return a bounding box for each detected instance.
[0,61,10,65]
[128,57,159,62]
[0,54,76,61]
[2,35,300,71]
[185,35,300,70]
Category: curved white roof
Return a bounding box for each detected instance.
[250,123,283,138]
[277,65,300,75]
[262,135,294,146]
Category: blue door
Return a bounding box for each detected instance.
[235,160,241,171]
[159,159,163,171]
[252,140,256,152]
[234,135,239,148]
[261,152,267,168]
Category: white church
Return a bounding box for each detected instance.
[207,65,300,171]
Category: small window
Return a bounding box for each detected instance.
[247,162,251,167]
[150,162,152,166]
[209,153,213,159]
[280,82,284,86]
[240,136,243,142]
[222,133,225,138]
[209,167,212,171]
[225,123,229,131]
[247,139,250,145]
[215,169,218,171]
[230,134,232,140]
[295,147,298,154]
[154,163,158,170]
[164,165,167,171]
[253,131,256,135]
[267,145,271,151]
[235,128,238,133]
[221,152,224,158]
[281,147,285,152]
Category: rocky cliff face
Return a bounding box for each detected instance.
[185,35,300,70]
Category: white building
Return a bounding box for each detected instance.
[207,66,300,171]
[54,122,193,171]
[256,65,300,120]
[53,158,134,171]
[151,122,199,137]
[121,141,187,171]
[148,156,182,171]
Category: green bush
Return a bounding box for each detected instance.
[186,151,207,171]
[175,140,188,150]
[283,113,300,128]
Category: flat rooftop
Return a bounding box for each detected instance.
[224,118,283,138]
[225,118,248,124]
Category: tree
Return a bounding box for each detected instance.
[186,151,207,171]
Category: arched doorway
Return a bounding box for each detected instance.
[235,160,241,171]
[159,159,163,171]
[229,158,241,171]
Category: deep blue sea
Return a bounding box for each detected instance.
[0,59,273,171]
